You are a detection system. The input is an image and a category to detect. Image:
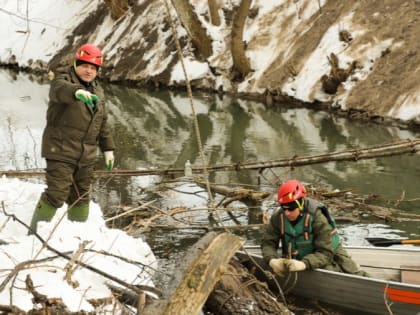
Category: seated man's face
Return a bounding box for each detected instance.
[282,201,301,221]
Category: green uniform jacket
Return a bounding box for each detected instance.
[41,67,115,166]
[261,201,335,270]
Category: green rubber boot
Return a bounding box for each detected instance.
[28,199,57,234]
[67,203,89,222]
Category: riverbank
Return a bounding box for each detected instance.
[1,1,419,129]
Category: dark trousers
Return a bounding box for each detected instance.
[41,160,94,208]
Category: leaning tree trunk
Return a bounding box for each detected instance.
[231,0,252,79]
[170,0,213,60]
[104,0,129,20]
[208,0,221,26]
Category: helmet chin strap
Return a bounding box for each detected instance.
[295,198,304,210]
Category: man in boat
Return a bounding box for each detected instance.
[28,44,115,233]
[261,179,368,276]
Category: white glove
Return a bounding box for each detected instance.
[285,259,306,272]
[269,258,286,274]
[104,151,114,171]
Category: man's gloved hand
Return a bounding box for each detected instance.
[75,89,100,109]
[269,258,286,274]
[285,259,306,272]
[104,151,114,171]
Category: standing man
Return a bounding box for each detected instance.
[29,44,115,233]
[261,179,368,276]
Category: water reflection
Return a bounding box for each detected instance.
[2,69,420,306]
[1,69,419,236]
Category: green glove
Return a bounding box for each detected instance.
[75,89,100,109]
[90,94,99,107]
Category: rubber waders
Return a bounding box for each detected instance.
[67,204,89,222]
[28,199,57,234]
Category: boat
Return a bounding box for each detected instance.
[236,246,420,315]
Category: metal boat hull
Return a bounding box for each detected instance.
[237,246,420,315]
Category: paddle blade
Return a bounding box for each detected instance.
[366,238,399,247]
[366,238,420,247]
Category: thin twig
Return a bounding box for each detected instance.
[1,202,162,298]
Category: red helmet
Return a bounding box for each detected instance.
[75,44,103,67]
[277,179,307,205]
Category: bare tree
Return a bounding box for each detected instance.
[208,0,221,26]
[231,0,252,79]
[171,0,213,60]
[104,0,129,20]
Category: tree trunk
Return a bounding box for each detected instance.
[171,0,213,60]
[104,0,129,20]
[231,0,252,79]
[208,0,221,26]
[142,232,244,315]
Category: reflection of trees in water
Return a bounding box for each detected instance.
[103,83,420,206]
[319,116,348,151]
[1,70,419,248]
[106,85,191,167]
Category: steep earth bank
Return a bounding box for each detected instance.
[3,0,420,129]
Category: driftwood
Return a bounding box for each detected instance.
[142,232,244,315]
[204,257,292,315]
[2,138,419,178]
[195,180,271,207]
[322,193,420,223]
[142,232,291,315]
[110,182,419,237]
[25,274,69,313]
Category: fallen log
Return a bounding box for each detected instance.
[142,232,244,315]
[194,180,271,205]
[142,232,290,315]
[2,138,419,178]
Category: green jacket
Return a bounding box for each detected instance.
[41,67,115,166]
[282,199,340,259]
[261,198,337,270]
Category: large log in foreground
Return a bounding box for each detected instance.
[142,232,244,315]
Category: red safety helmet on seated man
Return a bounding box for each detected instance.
[277,179,307,205]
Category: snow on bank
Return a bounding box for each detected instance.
[0,69,47,170]
[0,177,157,312]
[1,0,419,121]
[0,0,99,65]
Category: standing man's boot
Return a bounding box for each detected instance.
[67,203,89,222]
[28,199,57,234]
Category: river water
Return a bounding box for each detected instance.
[1,69,419,309]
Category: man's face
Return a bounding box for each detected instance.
[283,206,300,221]
[75,63,97,82]
[281,201,301,221]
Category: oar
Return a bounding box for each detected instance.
[366,238,420,247]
